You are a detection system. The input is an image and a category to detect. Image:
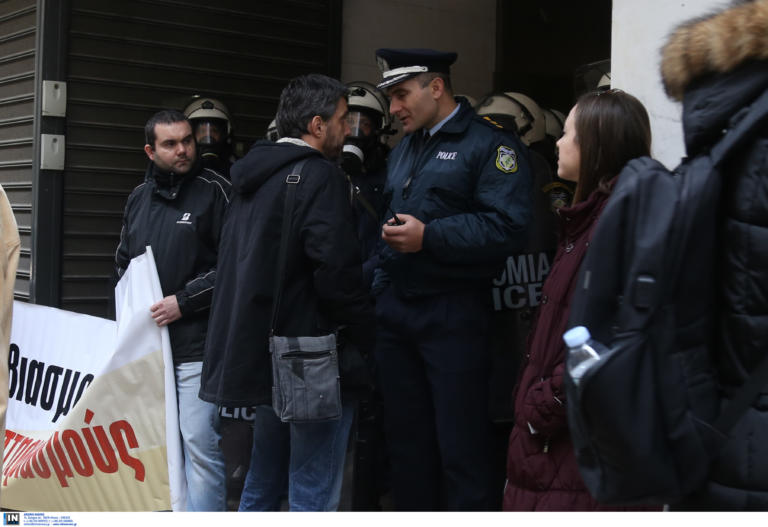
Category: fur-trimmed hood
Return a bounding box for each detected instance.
[661,0,768,101]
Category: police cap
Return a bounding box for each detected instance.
[375,48,458,90]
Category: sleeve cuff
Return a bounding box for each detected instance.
[175,290,191,316]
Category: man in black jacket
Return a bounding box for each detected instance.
[115,110,230,511]
[200,74,374,511]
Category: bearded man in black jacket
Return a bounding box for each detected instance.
[115,110,230,510]
[200,74,374,511]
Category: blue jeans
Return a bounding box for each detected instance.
[238,402,354,511]
[176,361,227,511]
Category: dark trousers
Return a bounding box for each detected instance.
[374,286,494,511]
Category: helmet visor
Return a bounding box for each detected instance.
[193,119,226,145]
[346,111,375,139]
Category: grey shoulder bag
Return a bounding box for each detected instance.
[269,159,342,423]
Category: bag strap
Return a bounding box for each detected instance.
[710,87,768,168]
[344,172,380,222]
[269,158,309,335]
[706,89,768,433]
[663,90,768,310]
[651,88,768,313]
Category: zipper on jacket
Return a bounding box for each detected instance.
[543,437,550,453]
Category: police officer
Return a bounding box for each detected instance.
[342,81,393,288]
[371,48,532,511]
[183,97,236,179]
[475,93,573,493]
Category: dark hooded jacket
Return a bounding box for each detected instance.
[660,0,768,510]
[199,140,374,407]
[115,160,230,363]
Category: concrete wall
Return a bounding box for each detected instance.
[340,0,496,99]
[612,0,728,168]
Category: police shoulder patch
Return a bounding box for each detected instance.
[495,145,518,173]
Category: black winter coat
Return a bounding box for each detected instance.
[199,140,374,407]
[115,161,231,363]
[660,0,768,510]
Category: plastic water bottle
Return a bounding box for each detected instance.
[563,326,602,385]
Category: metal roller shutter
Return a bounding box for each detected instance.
[63,0,341,316]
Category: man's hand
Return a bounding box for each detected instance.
[150,295,182,327]
[381,213,425,253]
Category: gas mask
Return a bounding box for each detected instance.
[192,118,228,158]
[341,110,378,176]
[341,142,365,176]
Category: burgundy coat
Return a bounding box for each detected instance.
[503,185,618,511]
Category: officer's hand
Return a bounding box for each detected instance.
[382,214,424,253]
[150,295,182,327]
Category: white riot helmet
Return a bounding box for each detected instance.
[597,73,611,91]
[475,92,546,146]
[541,108,566,141]
[183,97,232,146]
[343,81,393,175]
[346,81,392,138]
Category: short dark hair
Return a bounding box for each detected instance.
[572,89,651,203]
[417,72,453,93]
[276,74,349,139]
[145,110,189,148]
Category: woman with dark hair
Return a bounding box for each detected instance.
[502,89,652,511]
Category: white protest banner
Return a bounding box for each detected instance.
[2,248,186,511]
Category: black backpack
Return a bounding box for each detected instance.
[564,88,768,506]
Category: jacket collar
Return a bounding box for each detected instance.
[434,96,475,135]
[558,178,615,239]
[145,158,201,200]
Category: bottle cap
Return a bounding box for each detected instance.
[563,326,591,348]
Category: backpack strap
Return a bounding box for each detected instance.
[708,87,768,432]
[711,87,768,167]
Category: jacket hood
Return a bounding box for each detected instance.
[660,0,768,101]
[230,140,321,194]
[660,0,768,155]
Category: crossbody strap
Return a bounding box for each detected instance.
[709,89,768,433]
[269,158,309,335]
[344,172,380,222]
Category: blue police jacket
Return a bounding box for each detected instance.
[376,98,533,298]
